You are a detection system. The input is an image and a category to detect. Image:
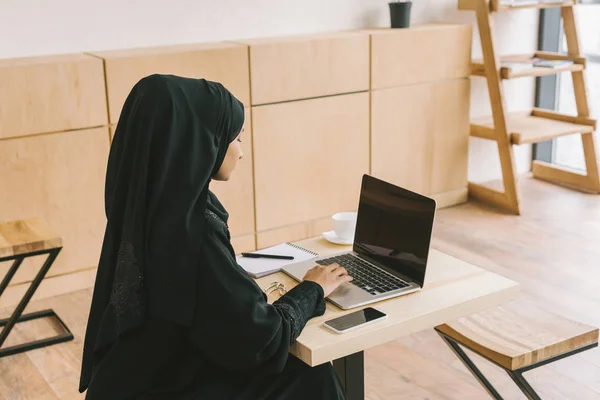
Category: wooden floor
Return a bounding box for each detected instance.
[1,177,599,400]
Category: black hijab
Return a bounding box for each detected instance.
[80,74,244,391]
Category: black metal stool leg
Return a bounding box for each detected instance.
[436,330,505,400]
[505,342,598,400]
[506,370,541,400]
[0,248,73,358]
[0,257,24,296]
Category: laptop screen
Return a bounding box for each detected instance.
[353,175,436,287]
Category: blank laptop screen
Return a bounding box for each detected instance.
[353,175,436,287]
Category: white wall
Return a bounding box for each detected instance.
[0,0,538,182]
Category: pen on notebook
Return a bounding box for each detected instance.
[241,253,295,260]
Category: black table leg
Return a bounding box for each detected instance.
[333,351,364,400]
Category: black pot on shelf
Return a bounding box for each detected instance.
[389,1,412,29]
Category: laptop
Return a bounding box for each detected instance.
[282,174,436,310]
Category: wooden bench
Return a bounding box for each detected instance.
[435,301,599,400]
[0,218,73,357]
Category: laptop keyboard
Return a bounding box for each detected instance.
[317,254,409,296]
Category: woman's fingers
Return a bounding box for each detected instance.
[329,263,341,272]
[329,264,349,277]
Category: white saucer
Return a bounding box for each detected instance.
[322,231,354,245]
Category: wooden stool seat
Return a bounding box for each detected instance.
[0,218,72,358]
[437,301,598,370]
[0,218,62,259]
[435,301,599,399]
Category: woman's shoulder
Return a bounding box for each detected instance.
[204,208,228,234]
[203,206,237,260]
[207,190,226,212]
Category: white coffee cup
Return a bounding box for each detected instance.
[332,212,357,240]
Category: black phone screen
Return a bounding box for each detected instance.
[325,307,386,331]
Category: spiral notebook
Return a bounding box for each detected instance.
[237,242,319,278]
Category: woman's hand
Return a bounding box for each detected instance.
[303,264,353,297]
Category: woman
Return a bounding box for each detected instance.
[79,74,351,399]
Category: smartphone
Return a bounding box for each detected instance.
[323,307,387,334]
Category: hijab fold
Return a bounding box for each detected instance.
[80,74,244,391]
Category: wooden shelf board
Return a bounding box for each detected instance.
[495,1,576,12]
[470,52,585,79]
[470,111,596,145]
[504,63,584,79]
[458,0,575,11]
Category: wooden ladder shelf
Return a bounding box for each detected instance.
[459,0,600,214]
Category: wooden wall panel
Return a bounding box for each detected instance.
[372,79,470,199]
[431,188,469,210]
[257,217,332,250]
[253,93,369,232]
[210,108,255,239]
[230,235,256,255]
[241,32,369,105]
[0,128,109,284]
[430,79,471,195]
[0,268,97,309]
[90,42,250,124]
[370,24,472,90]
[0,54,107,139]
[372,86,432,195]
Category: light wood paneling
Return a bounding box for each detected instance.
[0,353,60,400]
[437,300,599,370]
[431,188,468,209]
[365,340,488,399]
[240,32,369,105]
[0,267,97,309]
[252,93,369,232]
[109,125,116,142]
[90,42,250,124]
[0,54,107,139]
[256,217,332,250]
[369,24,472,90]
[210,108,255,238]
[0,128,109,284]
[0,218,62,259]
[256,186,469,249]
[4,315,83,400]
[255,237,520,366]
[230,234,256,255]
[371,79,470,198]
[0,289,91,400]
[372,85,432,195]
[430,79,471,194]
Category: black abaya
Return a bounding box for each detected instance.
[83,195,346,400]
[80,75,345,399]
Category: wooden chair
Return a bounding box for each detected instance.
[0,218,73,357]
[435,301,598,399]
[459,0,600,214]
